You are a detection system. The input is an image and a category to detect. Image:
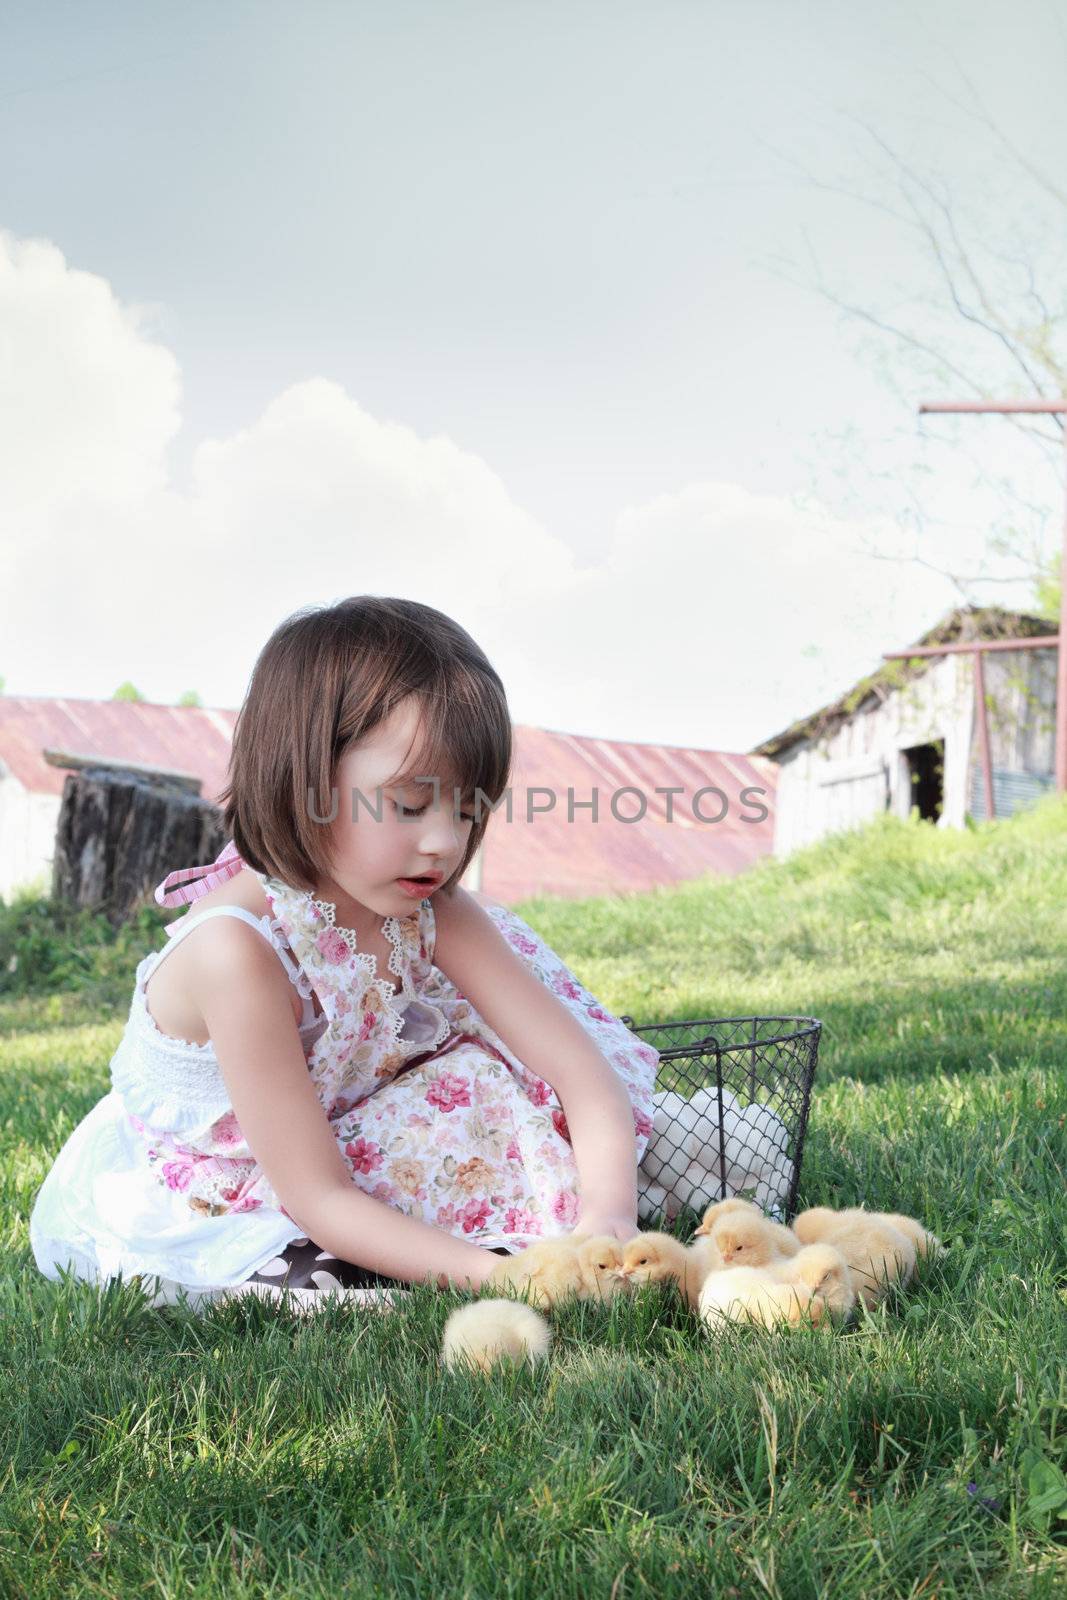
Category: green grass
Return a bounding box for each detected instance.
[2,800,1066,1597]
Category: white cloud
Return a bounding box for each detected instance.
[0,232,180,516]
[0,229,962,749]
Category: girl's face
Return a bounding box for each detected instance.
[315,695,476,924]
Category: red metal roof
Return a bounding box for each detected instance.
[0,696,237,802]
[478,724,777,902]
[0,698,777,904]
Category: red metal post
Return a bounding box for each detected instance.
[884,636,1058,659]
[918,398,1067,793]
[973,649,995,820]
[1059,421,1067,790]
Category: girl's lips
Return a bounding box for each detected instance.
[396,874,442,896]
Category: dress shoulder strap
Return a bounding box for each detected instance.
[144,906,304,993]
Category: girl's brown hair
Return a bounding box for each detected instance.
[216,596,512,895]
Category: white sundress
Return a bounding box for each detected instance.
[30,845,661,1308]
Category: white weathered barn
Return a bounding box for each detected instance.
[754,607,1058,858]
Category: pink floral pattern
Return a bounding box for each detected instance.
[133,875,659,1247]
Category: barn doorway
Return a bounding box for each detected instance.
[902,740,944,822]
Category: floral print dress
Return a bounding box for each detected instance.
[30,845,660,1300]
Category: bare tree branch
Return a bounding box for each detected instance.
[912,59,1067,212]
[840,113,1065,398]
[763,241,1063,453]
[749,129,923,235]
[754,62,1065,611]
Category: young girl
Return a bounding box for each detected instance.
[31,596,660,1310]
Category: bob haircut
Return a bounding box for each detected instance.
[217,596,512,896]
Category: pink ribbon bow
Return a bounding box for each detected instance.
[154,839,247,908]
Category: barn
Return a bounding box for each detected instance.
[753,606,1058,858]
[0,696,778,906]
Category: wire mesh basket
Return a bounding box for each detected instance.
[620,1015,821,1228]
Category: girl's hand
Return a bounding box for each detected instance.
[572,1211,639,1244]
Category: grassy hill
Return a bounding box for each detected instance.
[1,799,1065,1596]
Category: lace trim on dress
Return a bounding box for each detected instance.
[305,895,433,1054]
[307,897,406,983]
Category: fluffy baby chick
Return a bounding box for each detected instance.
[618,1231,688,1298]
[441,1298,552,1373]
[617,1231,722,1310]
[486,1236,585,1310]
[706,1208,802,1270]
[571,1236,628,1303]
[791,1206,844,1244]
[880,1211,945,1260]
[792,1207,917,1309]
[768,1243,856,1323]
[693,1196,757,1236]
[697,1265,821,1330]
[682,1234,726,1309]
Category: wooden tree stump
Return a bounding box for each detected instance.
[52,765,228,927]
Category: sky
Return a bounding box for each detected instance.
[1,0,1064,751]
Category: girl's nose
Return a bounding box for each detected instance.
[418,799,463,854]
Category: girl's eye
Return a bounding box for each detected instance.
[393,800,476,823]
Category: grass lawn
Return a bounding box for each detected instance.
[1,800,1065,1597]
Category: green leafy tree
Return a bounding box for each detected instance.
[113,682,145,703]
[177,690,203,708]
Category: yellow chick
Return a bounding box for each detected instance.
[791,1206,839,1241]
[618,1231,687,1296]
[697,1265,820,1329]
[880,1211,945,1260]
[617,1231,723,1310]
[486,1236,585,1310]
[682,1235,725,1310]
[693,1196,757,1235]
[768,1243,857,1323]
[573,1235,628,1303]
[792,1207,917,1309]
[705,1208,802,1269]
[441,1298,553,1373]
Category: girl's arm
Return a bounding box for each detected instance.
[433,889,639,1228]
[186,922,498,1291]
